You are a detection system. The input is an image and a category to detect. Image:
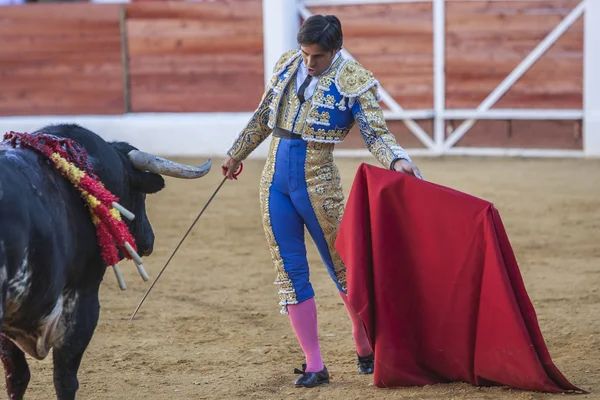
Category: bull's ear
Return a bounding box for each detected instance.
[131,170,165,194]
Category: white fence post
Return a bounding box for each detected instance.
[584,0,600,157]
[433,0,445,153]
[262,0,300,87]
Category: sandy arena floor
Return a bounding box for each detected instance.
[9,156,600,399]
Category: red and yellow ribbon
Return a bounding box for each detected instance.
[3,131,137,267]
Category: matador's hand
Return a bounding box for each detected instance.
[221,157,242,180]
[393,159,424,180]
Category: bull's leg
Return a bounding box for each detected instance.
[52,290,100,400]
[0,247,29,400]
[0,335,30,400]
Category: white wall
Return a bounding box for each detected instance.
[584,0,600,157]
[0,113,273,158]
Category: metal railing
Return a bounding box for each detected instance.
[299,0,586,157]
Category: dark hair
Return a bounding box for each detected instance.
[297,15,343,52]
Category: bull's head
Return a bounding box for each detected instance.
[110,142,211,258]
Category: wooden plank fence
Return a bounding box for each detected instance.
[0,3,124,115]
[0,0,584,150]
[125,1,264,112]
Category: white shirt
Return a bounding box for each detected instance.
[296,52,342,102]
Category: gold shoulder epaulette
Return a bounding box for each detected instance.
[335,60,379,98]
[272,49,302,75]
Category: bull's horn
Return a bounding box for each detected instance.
[127,150,212,179]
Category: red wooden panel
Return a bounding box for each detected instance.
[126,1,265,112]
[446,0,583,109]
[0,3,124,116]
[450,120,582,150]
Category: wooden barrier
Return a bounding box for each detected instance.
[0,4,124,116]
[0,1,583,114]
[125,0,265,112]
[446,0,583,109]
[311,0,583,111]
[0,0,584,151]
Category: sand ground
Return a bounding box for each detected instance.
[9,156,600,399]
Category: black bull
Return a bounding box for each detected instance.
[0,124,211,399]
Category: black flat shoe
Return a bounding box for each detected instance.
[357,353,374,374]
[293,364,330,387]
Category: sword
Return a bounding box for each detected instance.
[129,162,243,321]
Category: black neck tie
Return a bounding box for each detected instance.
[298,74,313,103]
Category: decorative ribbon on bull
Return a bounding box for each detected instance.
[3,131,146,289]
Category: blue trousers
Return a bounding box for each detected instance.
[260,137,347,314]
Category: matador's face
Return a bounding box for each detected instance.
[300,44,339,77]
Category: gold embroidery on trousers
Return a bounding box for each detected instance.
[304,141,347,292]
[259,138,298,314]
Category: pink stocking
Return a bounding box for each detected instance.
[287,298,324,373]
[339,291,373,357]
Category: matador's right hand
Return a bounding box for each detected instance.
[221,157,242,180]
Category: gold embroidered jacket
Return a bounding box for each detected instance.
[227,49,411,169]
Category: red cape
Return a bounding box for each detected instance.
[335,163,581,392]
